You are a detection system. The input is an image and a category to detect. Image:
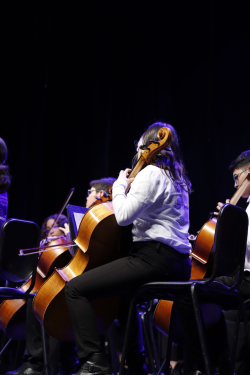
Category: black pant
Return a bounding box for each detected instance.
[65,241,191,359]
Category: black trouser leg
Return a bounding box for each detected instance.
[65,242,191,360]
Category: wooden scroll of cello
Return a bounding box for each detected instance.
[32,126,173,341]
[154,172,250,339]
[0,190,74,339]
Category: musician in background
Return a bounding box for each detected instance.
[65,122,192,375]
[6,214,75,375]
[6,176,116,375]
[177,150,250,375]
[217,151,250,375]
[0,137,11,234]
[85,178,115,209]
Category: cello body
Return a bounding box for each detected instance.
[33,202,121,341]
[0,237,72,339]
[190,217,216,279]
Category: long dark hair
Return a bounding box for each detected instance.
[0,138,11,194]
[134,122,192,192]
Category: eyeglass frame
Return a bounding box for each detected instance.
[233,168,248,184]
[87,189,101,196]
[45,225,59,233]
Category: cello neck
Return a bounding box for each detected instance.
[125,127,172,192]
[129,156,148,179]
[230,174,250,206]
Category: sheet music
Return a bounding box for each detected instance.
[74,212,85,230]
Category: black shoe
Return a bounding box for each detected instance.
[5,364,42,375]
[75,353,111,375]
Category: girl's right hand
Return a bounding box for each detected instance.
[117,168,135,189]
[59,223,70,235]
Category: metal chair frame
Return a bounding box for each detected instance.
[119,204,250,375]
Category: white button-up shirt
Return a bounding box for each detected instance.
[112,165,191,254]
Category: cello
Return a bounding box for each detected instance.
[153,172,250,338]
[0,190,74,339]
[29,126,173,341]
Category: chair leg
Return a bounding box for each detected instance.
[147,309,160,372]
[107,327,118,375]
[119,299,137,375]
[161,302,177,375]
[230,308,241,375]
[157,331,163,371]
[191,284,212,375]
[141,312,156,375]
[155,303,177,375]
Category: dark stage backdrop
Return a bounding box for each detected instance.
[1,1,250,235]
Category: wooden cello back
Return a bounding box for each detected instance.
[33,202,121,340]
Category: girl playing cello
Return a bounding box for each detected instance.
[5,214,75,375]
[65,122,192,375]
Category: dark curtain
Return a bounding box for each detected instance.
[1,0,250,234]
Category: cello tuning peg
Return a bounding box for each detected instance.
[148,139,160,145]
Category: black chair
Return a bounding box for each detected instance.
[118,204,250,375]
[138,302,161,374]
[0,218,49,375]
[0,218,40,287]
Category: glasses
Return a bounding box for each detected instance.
[87,189,101,196]
[45,225,59,233]
[233,168,248,185]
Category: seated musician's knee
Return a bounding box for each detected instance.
[65,278,79,298]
